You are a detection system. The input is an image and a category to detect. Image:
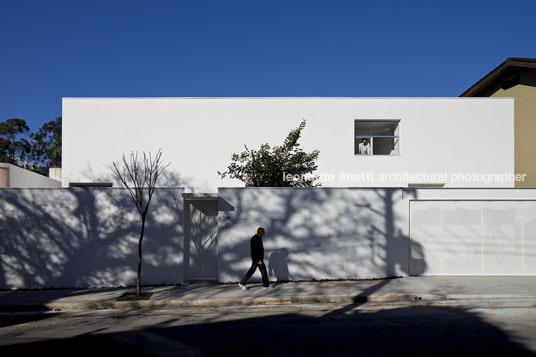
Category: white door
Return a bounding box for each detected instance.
[184,198,218,280]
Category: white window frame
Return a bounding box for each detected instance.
[354,120,400,156]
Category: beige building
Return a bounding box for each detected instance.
[461,57,536,187]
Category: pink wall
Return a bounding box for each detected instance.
[0,167,9,188]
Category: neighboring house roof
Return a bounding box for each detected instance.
[460,57,536,97]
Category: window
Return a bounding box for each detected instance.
[354,120,400,156]
[69,182,113,187]
[407,183,445,188]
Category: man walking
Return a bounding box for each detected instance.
[238,227,272,290]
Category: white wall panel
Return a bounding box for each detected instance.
[410,200,536,275]
[0,188,184,289]
[218,187,411,283]
[62,98,514,191]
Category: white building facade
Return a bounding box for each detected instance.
[1,97,533,289]
[62,97,515,191]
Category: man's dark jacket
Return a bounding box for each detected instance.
[250,234,264,262]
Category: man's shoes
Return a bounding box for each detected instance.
[262,285,274,290]
[238,283,247,291]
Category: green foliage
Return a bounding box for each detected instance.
[218,119,321,187]
[29,116,62,174]
[0,118,30,164]
[0,116,61,175]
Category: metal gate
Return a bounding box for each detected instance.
[183,197,218,280]
[410,200,536,275]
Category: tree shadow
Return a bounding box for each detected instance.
[0,312,54,329]
[217,187,426,287]
[1,304,533,355]
[183,198,219,280]
[0,184,185,291]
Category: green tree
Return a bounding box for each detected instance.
[0,137,9,163]
[218,119,321,187]
[0,118,30,164]
[30,116,62,175]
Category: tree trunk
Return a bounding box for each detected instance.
[137,216,146,296]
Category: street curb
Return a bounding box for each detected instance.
[2,293,536,312]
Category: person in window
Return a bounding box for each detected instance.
[359,138,371,155]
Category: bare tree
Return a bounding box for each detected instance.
[111,149,170,296]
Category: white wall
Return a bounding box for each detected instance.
[217,187,412,283]
[62,98,514,191]
[3,186,535,288]
[0,163,61,188]
[0,188,184,289]
[49,167,62,182]
[218,187,536,282]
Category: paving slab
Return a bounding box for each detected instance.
[1,276,535,312]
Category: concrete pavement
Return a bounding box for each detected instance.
[1,276,536,312]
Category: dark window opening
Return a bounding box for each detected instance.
[354,120,400,156]
[69,182,113,188]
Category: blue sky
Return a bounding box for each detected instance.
[1,0,535,131]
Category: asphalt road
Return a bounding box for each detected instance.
[1,299,535,356]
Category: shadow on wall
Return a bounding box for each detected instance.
[184,199,219,280]
[79,164,207,193]
[0,158,222,289]
[218,187,426,283]
[268,248,289,282]
[0,186,185,289]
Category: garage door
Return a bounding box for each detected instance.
[410,200,536,275]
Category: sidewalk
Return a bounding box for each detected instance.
[1,276,536,312]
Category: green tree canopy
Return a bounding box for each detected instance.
[30,116,62,174]
[218,119,321,187]
[0,118,30,164]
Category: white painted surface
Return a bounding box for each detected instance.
[3,186,536,287]
[410,189,536,275]
[0,188,184,289]
[411,188,536,200]
[0,163,61,188]
[62,98,514,191]
[49,167,62,182]
[217,187,412,283]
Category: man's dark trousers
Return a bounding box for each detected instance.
[240,260,269,287]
